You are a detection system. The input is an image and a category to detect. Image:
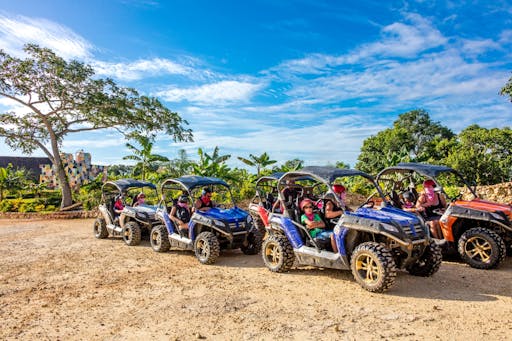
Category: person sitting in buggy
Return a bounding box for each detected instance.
[170,194,191,235]
[195,187,215,212]
[114,195,124,215]
[300,199,337,252]
[133,192,146,207]
[415,179,447,239]
[323,184,348,224]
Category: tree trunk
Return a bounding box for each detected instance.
[54,159,74,209]
[47,129,74,209]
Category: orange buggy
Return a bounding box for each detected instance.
[376,163,512,270]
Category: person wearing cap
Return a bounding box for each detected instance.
[401,191,416,211]
[170,194,191,235]
[416,179,447,239]
[195,187,215,212]
[133,192,146,207]
[114,195,124,214]
[300,198,337,252]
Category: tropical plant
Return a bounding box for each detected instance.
[123,133,169,180]
[191,146,233,179]
[237,152,277,176]
[0,44,192,208]
[272,158,304,172]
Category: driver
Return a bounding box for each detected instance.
[195,187,215,212]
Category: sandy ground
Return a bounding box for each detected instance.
[0,218,511,341]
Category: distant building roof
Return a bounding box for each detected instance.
[0,156,51,180]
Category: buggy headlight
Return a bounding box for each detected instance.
[381,223,399,233]
[213,219,225,227]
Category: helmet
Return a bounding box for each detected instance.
[333,184,346,194]
[201,187,212,196]
[178,194,189,203]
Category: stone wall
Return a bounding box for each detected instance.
[0,210,98,220]
[462,182,512,204]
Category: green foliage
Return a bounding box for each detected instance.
[0,44,192,208]
[191,147,233,179]
[237,152,277,176]
[123,133,169,180]
[356,109,454,175]
[500,73,512,101]
[444,125,512,185]
[272,159,304,172]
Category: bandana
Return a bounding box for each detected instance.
[178,202,188,208]
[425,188,435,202]
[305,213,315,221]
[201,196,211,205]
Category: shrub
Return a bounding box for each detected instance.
[18,202,36,213]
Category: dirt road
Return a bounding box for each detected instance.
[1,218,511,340]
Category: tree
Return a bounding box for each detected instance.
[0,44,192,208]
[0,164,12,201]
[237,152,277,176]
[123,133,169,180]
[445,125,512,185]
[500,74,512,101]
[272,158,304,172]
[191,146,232,179]
[356,109,453,174]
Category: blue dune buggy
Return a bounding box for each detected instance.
[259,166,442,293]
[151,176,263,264]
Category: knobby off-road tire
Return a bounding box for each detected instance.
[150,225,170,253]
[241,228,264,255]
[194,231,220,264]
[93,217,108,239]
[406,240,442,277]
[122,221,141,246]
[350,242,397,293]
[252,214,266,235]
[262,234,295,273]
[458,227,506,269]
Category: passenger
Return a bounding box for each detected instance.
[114,195,124,215]
[416,179,447,239]
[324,193,343,225]
[133,192,146,207]
[402,191,416,211]
[195,187,214,212]
[300,199,337,252]
[170,194,191,235]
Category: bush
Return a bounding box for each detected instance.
[0,200,13,212]
[18,202,36,213]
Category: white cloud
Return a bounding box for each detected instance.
[158,80,264,104]
[0,14,93,59]
[92,58,195,81]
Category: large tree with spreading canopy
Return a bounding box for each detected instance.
[0,44,193,208]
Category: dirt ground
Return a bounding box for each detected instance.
[1,218,511,341]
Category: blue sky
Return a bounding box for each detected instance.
[0,0,511,169]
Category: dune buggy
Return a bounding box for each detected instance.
[150,175,263,264]
[376,162,512,269]
[259,166,441,293]
[94,179,160,246]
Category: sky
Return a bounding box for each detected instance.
[0,0,511,169]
